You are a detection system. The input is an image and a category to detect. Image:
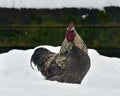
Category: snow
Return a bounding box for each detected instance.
[81,14,88,19]
[0,45,120,96]
[0,0,120,9]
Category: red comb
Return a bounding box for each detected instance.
[68,22,75,29]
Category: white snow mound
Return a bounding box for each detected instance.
[0,45,120,96]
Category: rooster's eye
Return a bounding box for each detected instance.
[66,30,74,34]
[71,30,74,33]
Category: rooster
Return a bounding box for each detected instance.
[30,23,90,84]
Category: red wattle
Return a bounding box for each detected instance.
[66,33,75,42]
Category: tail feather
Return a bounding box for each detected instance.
[30,48,52,70]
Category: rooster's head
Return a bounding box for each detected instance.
[66,22,76,42]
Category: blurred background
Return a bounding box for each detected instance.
[0,6,120,57]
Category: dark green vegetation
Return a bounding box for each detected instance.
[0,6,120,57]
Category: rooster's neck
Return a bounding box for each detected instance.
[59,32,88,55]
[59,39,73,55]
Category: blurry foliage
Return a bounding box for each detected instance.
[97,11,110,24]
[0,7,120,48]
[0,27,120,49]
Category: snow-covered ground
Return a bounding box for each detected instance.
[0,45,120,96]
[0,0,120,9]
